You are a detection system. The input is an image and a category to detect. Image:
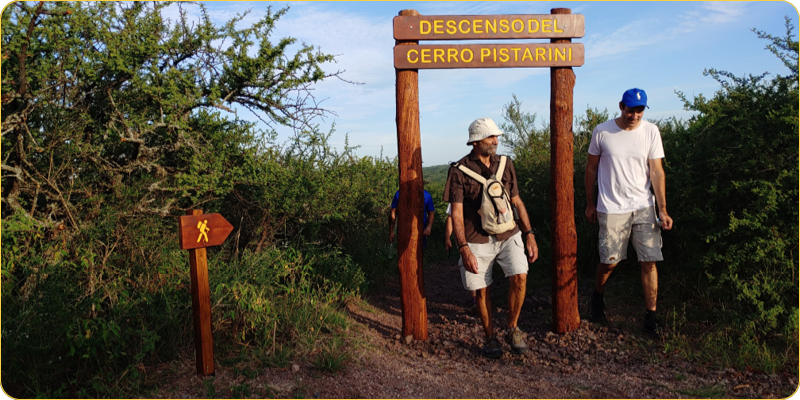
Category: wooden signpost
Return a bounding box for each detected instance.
[178,209,234,375]
[393,8,583,338]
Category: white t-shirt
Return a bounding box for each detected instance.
[446,203,451,216]
[588,119,665,214]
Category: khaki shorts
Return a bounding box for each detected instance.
[598,206,663,264]
[459,231,528,291]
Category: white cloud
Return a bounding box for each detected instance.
[585,2,749,60]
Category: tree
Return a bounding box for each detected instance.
[671,17,798,336]
[1,2,343,229]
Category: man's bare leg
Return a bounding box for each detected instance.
[595,262,618,293]
[475,286,494,337]
[640,262,658,312]
[506,273,527,328]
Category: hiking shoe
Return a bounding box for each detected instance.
[482,336,503,359]
[505,327,528,355]
[590,290,606,323]
[643,311,665,338]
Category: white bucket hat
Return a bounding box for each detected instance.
[467,117,503,145]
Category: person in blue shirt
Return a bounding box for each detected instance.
[388,189,435,249]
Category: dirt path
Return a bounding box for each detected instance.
[155,259,796,398]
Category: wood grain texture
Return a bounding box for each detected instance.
[394,9,428,341]
[548,8,581,334]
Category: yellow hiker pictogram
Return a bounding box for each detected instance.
[197,220,210,243]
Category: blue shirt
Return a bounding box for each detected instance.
[391,190,435,227]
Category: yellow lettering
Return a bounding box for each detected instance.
[459,20,470,34]
[499,19,510,33]
[420,20,431,35]
[556,47,566,61]
[536,47,546,61]
[447,48,458,62]
[434,20,444,34]
[542,19,552,33]
[485,19,497,33]
[554,18,564,33]
[434,48,445,63]
[512,19,524,33]
[473,19,483,34]
[461,48,473,62]
[447,20,457,34]
[568,47,572,61]
[548,47,552,60]
[528,19,540,33]
[511,48,521,61]
[493,47,497,62]
[480,48,491,62]
[408,49,419,63]
[499,48,509,62]
[522,48,533,61]
[421,49,431,63]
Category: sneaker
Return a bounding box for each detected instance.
[505,327,528,354]
[643,311,665,338]
[590,290,606,323]
[482,336,503,359]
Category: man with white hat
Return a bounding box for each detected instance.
[584,88,673,337]
[444,117,539,358]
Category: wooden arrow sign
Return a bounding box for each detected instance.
[179,213,234,250]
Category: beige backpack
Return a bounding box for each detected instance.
[452,156,516,235]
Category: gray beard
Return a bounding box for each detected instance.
[478,144,497,156]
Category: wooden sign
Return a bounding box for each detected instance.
[178,210,234,376]
[394,43,584,69]
[393,7,583,339]
[179,213,234,250]
[393,14,584,40]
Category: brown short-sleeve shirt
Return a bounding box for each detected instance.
[443,153,521,244]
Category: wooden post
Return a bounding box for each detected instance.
[187,209,215,375]
[549,8,581,334]
[394,8,428,340]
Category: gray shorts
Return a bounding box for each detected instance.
[459,231,528,291]
[598,206,663,264]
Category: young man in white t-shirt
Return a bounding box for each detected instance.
[584,88,674,337]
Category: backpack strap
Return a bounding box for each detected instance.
[451,161,486,184]
[495,156,507,182]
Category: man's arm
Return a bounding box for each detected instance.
[452,202,479,273]
[584,154,600,224]
[388,208,397,243]
[649,158,673,230]
[423,211,435,236]
[444,215,453,252]
[511,195,539,263]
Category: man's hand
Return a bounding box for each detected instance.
[388,231,395,244]
[423,225,432,236]
[525,234,539,263]
[585,204,598,224]
[444,236,452,252]
[659,210,673,230]
[460,246,479,274]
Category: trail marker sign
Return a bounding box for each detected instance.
[179,213,234,250]
[178,210,234,376]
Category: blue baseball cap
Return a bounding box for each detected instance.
[621,88,649,108]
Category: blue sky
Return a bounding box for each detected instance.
[58,1,800,166]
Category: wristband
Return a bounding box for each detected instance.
[524,229,536,237]
[457,243,469,250]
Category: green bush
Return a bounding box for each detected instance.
[1,2,397,397]
[665,18,798,341]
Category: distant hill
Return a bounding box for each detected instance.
[423,164,450,186]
